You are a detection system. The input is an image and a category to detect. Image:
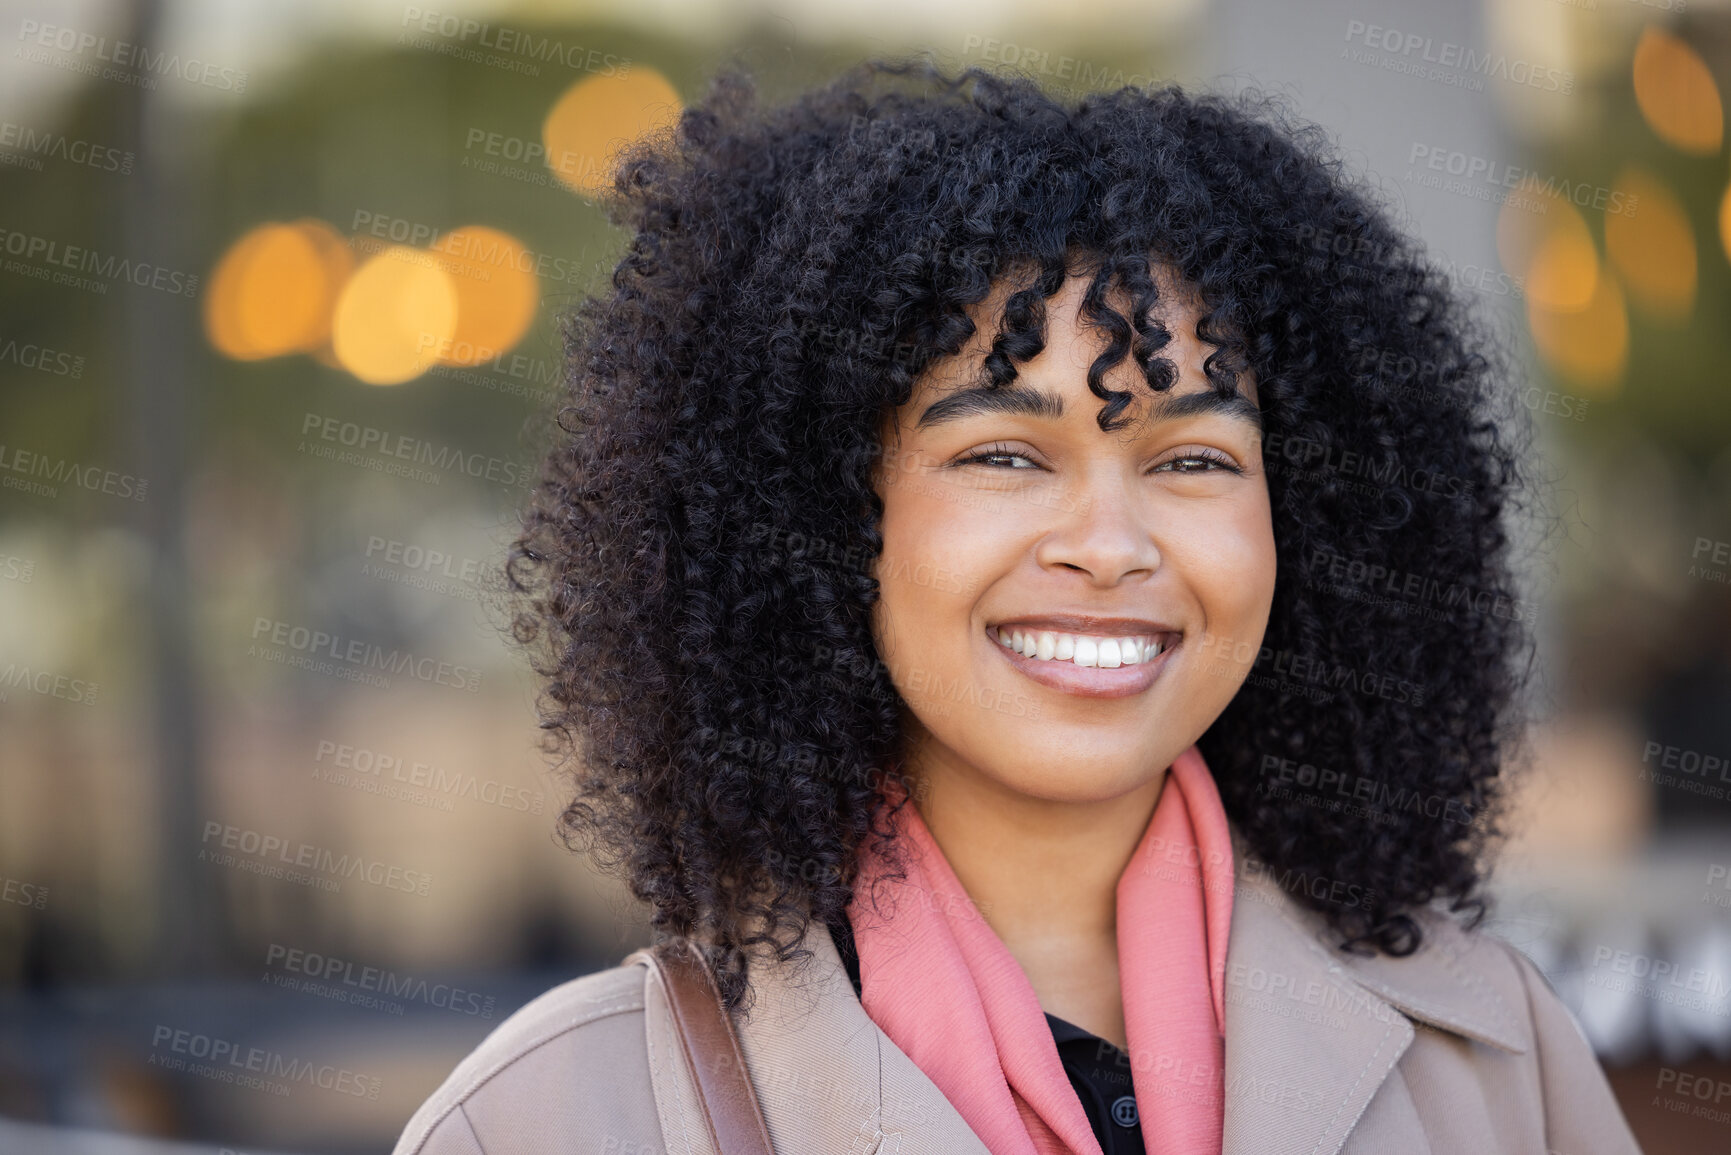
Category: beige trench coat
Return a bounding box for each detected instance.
[392,844,1643,1155]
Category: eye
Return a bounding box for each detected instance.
[1152,448,1245,476]
[952,442,1043,470]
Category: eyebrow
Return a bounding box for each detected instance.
[914,380,1264,433]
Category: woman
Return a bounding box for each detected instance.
[394,58,1642,1155]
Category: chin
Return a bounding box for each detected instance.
[985,744,1160,804]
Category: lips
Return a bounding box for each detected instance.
[985,615,1181,698]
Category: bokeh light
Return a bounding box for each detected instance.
[329,245,458,385]
[1632,25,1723,156]
[1605,166,1696,323]
[1497,178,1599,313]
[432,226,539,366]
[1527,266,1629,393]
[204,220,353,360]
[542,68,683,196]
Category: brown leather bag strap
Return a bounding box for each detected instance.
[643,939,776,1155]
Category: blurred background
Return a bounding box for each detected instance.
[1,0,1729,1151]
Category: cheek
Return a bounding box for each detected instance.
[1177,496,1277,634]
[872,482,1016,647]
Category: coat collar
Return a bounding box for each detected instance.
[1219,825,1529,1155]
[666,826,1529,1155]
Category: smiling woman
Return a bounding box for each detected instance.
[392,57,1641,1155]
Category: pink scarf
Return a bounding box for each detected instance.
[846,744,1234,1155]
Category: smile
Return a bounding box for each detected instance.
[985,619,1181,698]
[992,626,1166,666]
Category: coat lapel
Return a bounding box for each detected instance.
[1221,829,1532,1155]
[643,920,994,1155]
[1221,861,1416,1155]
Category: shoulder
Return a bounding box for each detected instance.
[392,961,661,1155]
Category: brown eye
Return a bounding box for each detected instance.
[1152,450,1244,476]
[953,442,1043,470]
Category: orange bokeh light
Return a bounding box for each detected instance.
[1527,267,1628,393]
[1497,178,1598,313]
[431,226,539,366]
[204,220,354,360]
[330,246,458,386]
[1605,166,1695,323]
[542,68,682,196]
[1632,26,1723,156]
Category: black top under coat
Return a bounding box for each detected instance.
[830,915,1146,1154]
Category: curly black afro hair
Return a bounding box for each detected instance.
[507,56,1548,1012]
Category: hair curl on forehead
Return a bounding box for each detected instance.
[507,55,1545,1012]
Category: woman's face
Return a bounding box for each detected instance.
[870,269,1277,804]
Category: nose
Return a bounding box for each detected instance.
[1032,473,1161,585]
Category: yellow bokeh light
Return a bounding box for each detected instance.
[431,226,539,366]
[1497,179,1598,313]
[542,68,682,196]
[1720,182,1731,268]
[204,220,353,360]
[330,246,458,386]
[1527,267,1628,393]
[1605,166,1695,323]
[1632,26,1723,155]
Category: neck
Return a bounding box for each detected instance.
[902,735,1167,1047]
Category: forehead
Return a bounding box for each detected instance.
[903,263,1259,423]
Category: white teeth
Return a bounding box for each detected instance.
[993,626,1167,668]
